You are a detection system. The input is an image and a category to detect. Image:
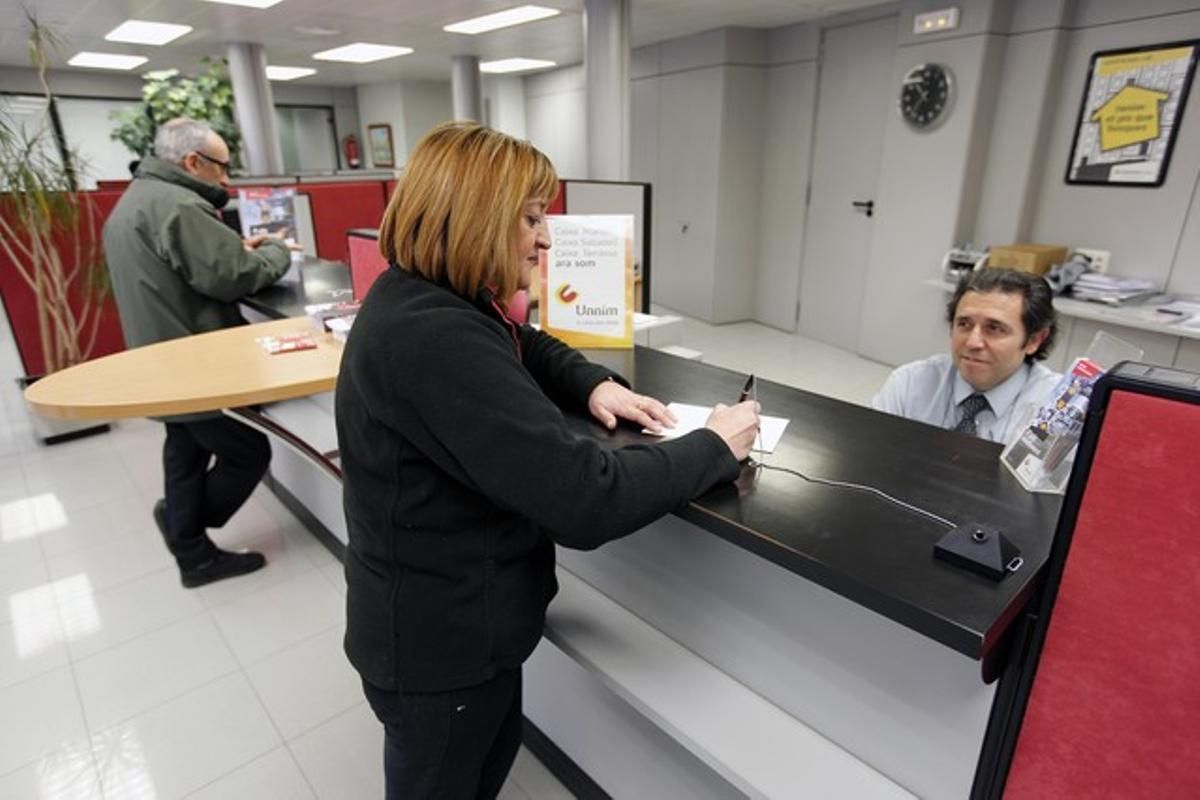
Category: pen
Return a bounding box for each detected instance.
[738,374,756,403]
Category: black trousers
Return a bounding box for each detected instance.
[161,416,271,569]
[363,669,524,800]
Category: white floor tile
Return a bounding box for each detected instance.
[0,739,103,800]
[0,667,90,776]
[73,614,238,732]
[209,567,342,665]
[46,531,174,599]
[0,538,51,626]
[289,702,383,800]
[185,746,315,800]
[0,613,70,691]
[38,489,160,559]
[245,624,360,740]
[508,746,574,799]
[91,672,279,800]
[58,567,206,661]
[318,560,346,596]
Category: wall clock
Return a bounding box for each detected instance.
[899,63,954,130]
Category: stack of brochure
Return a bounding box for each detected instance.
[327,315,356,344]
[1070,273,1158,305]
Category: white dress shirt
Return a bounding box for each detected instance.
[871,353,1061,444]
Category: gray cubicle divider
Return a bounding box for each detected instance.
[561,179,652,312]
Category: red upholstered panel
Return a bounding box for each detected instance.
[302,182,388,264]
[1005,390,1200,798]
[0,190,127,376]
[348,233,388,302]
[547,180,565,215]
[384,179,398,201]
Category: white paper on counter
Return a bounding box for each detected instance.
[642,402,789,453]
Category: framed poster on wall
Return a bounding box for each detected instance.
[367,123,395,168]
[1065,39,1198,187]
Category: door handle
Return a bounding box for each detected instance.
[851,200,875,217]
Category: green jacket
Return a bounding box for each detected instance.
[103,156,291,420]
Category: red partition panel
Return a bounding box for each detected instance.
[0,190,127,376]
[302,182,388,264]
[384,179,398,201]
[1004,387,1200,797]
[347,232,388,301]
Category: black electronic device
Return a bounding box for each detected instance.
[933,522,1022,581]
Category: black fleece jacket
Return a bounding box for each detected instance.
[336,266,740,692]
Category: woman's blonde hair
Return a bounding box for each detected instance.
[378,121,557,300]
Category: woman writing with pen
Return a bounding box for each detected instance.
[335,121,759,798]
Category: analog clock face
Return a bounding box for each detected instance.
[900,63,953,130]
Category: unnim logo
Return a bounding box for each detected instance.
[555,283,579,304]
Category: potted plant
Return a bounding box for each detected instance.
[110,57,243,170]
[0,14,112,442]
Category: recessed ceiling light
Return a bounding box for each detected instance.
[68,52,150,71]
[480,58,557,74]
[312,43,412,63]
[105,20,192,46]
[200,0,286,8]
[294,25,342,36]
[444,5,560,35]
[266,66,317,81]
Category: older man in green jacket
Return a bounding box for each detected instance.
[104,117,291,588]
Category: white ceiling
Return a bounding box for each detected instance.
[1,0,890,86]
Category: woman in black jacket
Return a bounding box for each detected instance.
[336,121,759,799]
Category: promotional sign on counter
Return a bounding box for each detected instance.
[539,215,634,348]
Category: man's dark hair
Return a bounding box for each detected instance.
[946,268,1057,362]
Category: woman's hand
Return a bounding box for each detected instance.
[588,380,677,432]
[704,401,761,462]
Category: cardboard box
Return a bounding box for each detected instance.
[988,244,1069,276]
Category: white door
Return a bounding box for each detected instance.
[797,15,896,351]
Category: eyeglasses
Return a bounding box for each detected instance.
[193,151,230,173]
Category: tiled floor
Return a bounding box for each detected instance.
[0,306,893,799]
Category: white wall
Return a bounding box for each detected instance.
[356,79,452,168]
[482,76,527,140]
[524,66,587,179]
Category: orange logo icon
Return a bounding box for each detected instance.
[555,283,579,304]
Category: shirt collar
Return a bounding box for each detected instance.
[953,361,1032,417]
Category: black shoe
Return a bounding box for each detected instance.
[181,550,267,588]
[153,499,168,539]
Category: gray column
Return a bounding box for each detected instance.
[583,0,630,180]
[451,55,483,122]
[226,42,285,175]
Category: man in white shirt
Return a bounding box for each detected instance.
[872,268,1061,444]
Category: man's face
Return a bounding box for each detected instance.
[951,290,1048,392]
[182,133,231,188]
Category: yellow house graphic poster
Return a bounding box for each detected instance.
[1067,42,1198,185]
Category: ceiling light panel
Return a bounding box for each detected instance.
[444,5,561,35]
[200,0,286,8]
[479,58,557,74]
[266,66,317,81]
[68,52,150,70]
[105,20,192,46]
[312,43,413,63]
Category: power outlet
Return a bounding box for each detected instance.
[1074,247,1111,274]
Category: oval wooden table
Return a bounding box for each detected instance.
[24,317,345,479]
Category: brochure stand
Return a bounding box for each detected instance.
[1000,331,1143,493]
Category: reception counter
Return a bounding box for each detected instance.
[27,257,1063,798]
[234,260,1061,797]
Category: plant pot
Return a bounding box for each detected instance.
[16,375,111,445]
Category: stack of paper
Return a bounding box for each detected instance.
[1071,273,1158,305]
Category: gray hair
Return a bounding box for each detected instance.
[153,118,216,163]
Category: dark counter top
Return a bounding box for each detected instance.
[242,256,354,320]
[577,348,1061,675]
[248,271,1060,674]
